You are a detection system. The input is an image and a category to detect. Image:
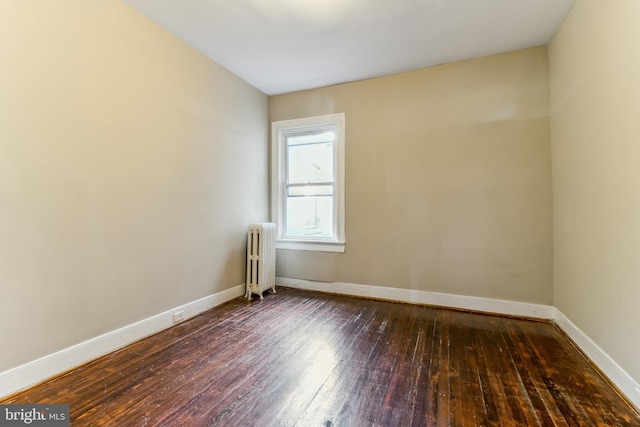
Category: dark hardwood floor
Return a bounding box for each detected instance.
[2,287,639,426]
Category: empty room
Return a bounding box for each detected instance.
[1,0,640,425]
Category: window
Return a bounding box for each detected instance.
[271,113,345,252]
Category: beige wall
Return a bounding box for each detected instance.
[550,0,640,382]
[0,2,268,372]
[270,47,553,304]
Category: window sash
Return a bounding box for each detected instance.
[284,130,336,186]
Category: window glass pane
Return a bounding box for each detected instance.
[287,185,333,197]
[286,195,334,238]
[287,133,334,184]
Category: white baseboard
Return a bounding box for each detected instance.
[276,277,555,319]
[277,276,640,411]
[553,308,640,411]
[4,278,639,413]
[0,283,245,399]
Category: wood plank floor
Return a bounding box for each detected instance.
[2,287,639,426]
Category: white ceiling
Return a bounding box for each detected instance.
[122,0,575,95]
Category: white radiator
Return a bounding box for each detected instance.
[245,223,277,301]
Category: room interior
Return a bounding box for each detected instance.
[1,0,639,419]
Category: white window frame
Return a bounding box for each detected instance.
[271,113,345,253]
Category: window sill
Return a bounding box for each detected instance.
[276,240,345,253]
